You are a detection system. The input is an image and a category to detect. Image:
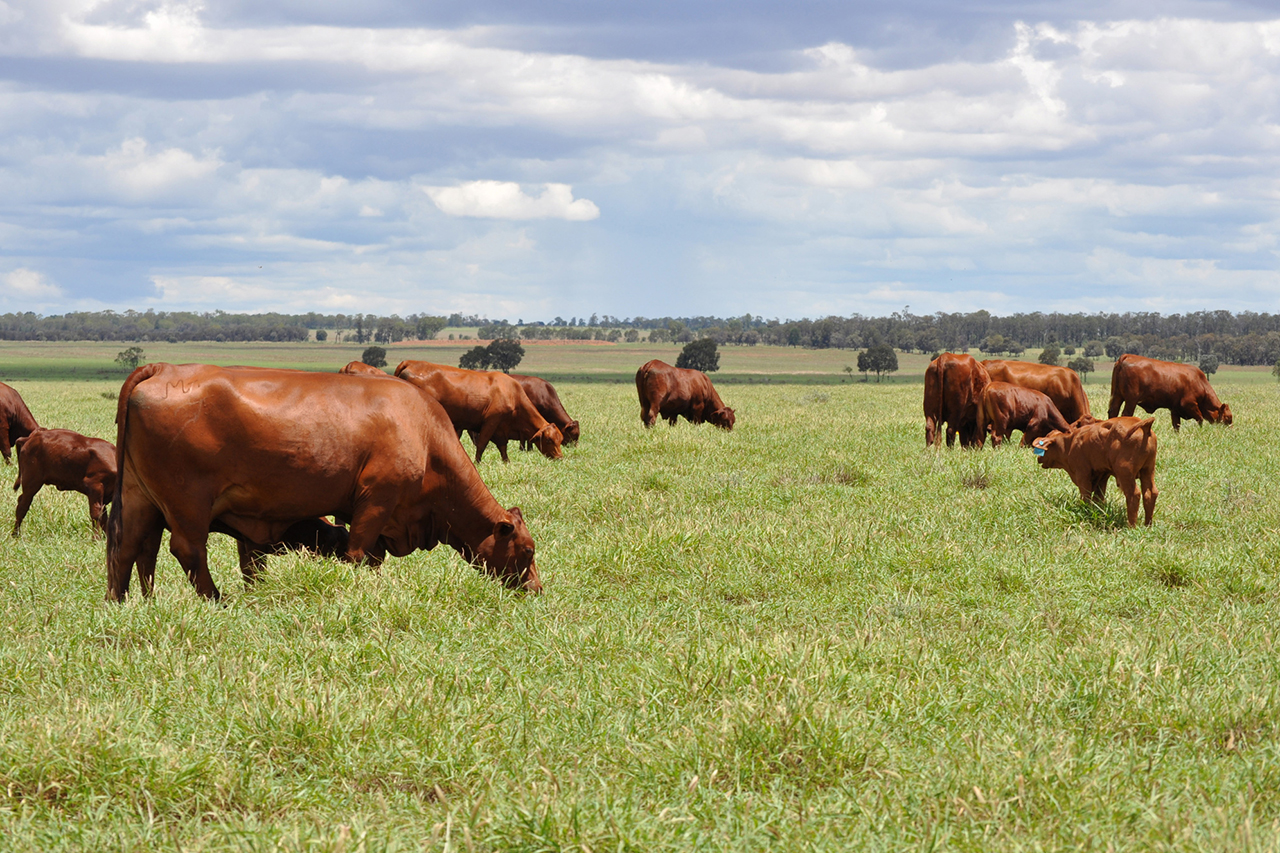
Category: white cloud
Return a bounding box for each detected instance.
[424,181,600,221]
[4,267,61,299]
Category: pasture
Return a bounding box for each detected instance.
[1,354,1279,851]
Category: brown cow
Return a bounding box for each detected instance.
[0,382,39,465]
[512,374,580,446]
[1031,417,1158,527]
[635,360,735,430]
[981,360,1092,423]
[393,361,563,463]
[12,428,117,538]
[340,360,387,376]
[923,353,989,448]
[107,363,541,601]
[1108,353,1232,430]
[975,382,1072,448]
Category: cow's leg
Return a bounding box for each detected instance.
[1122,401,1137,418]
[496,439,510,463]
[108,495,164,602]
[12,482,39,537]
[167,513,219,601]
[1170,411,1181,431]
[1115,473,1141,527]
[945,423,957,447]
[237,540,268,586]
[471,420,499,464]
[1107,393,1122,420]
[344,504,394,568]
[0,427,10,465]
[1141,471,1157,525]
[135,524,164,597]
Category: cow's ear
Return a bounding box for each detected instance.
[495,516,516,537]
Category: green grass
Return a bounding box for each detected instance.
[1,368,1279,850]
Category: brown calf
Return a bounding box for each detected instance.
[976,382,1072,448]
[1031,417,1158,527]
[12,428,117,537]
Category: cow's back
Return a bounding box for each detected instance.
[121,364,441,522]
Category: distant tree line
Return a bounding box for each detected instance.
[0,310,452,344]
[6,307,1280,365]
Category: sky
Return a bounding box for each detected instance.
[2,1,1280,321]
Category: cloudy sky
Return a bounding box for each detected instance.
[2,1,1279,320]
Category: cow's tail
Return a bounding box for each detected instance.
[107,363,163,568]
[1107,356,1127,418]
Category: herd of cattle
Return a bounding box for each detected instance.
[0,350,1230,600]
[0,357,729,601]
[924,352,1231,527]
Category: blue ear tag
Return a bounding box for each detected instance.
[1032,446,1045,457]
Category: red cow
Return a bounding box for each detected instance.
[975,382,1072,447]
[0,381,39,465]
[1108,354,1232,430]
[393,361,563,463]
[635,360,735,430]
[339,361,387,376]
[107,363,541,601]
[12,428,117,538]
[981,360,1092,423]
[512,374,580,446]
[1031,417,1159,527]
[923,353,990,448]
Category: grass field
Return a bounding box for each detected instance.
[2,353,1280,850]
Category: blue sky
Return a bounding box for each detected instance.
[2,0,1279,320]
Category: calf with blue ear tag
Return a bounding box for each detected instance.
[1030,417,1159,527]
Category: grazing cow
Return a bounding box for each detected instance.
[107,363,541,602]
[1031,417,1159,527]
[393,361,563,463]
[975,382,1072,448]
[512,374,581,447]
[1108,354,1232,430]
[981,360,1092,423]
[235,517,351,584]
[340,361,387,376]
[923,353,990,448]
[12,428,117,538]
[0,382,39,465]
[635,360,735,430]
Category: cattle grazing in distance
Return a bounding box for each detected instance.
[981,360,1092,423]
[923,353,990,448]
[393,361,563,463]
[339,361,388,376]
[1032,417,1159,527]
[975,382,1072,448]
[235,517,351,585]
[107,363,541,602]
[635,360,735,430]
[1108,354,1232,430]
[12,428,117,538]
[511,374,581,447]
[0,382,40,465]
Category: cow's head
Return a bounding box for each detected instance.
[475,506,542,593]
[1070,414,1100,430]
[561,420,581,445]
[530,423,564,459]
[708,406,736,431]
[1031,430,1071,470]
[1213,402,1233,425]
